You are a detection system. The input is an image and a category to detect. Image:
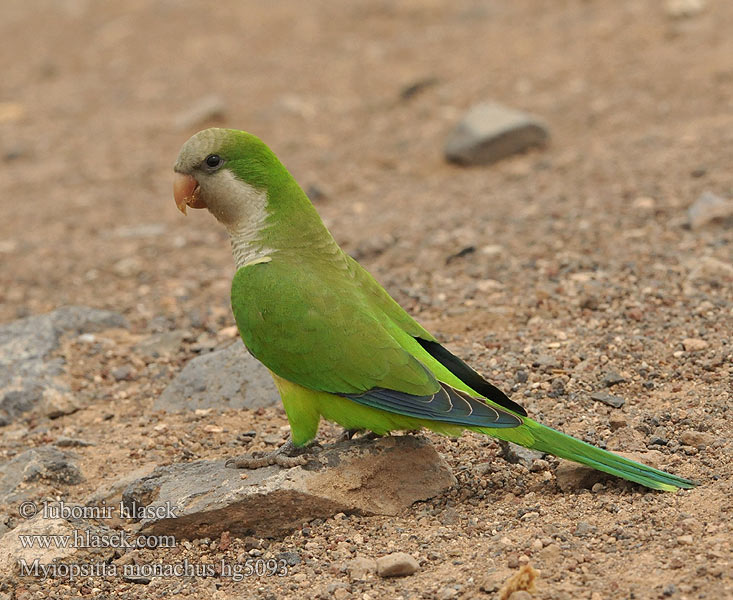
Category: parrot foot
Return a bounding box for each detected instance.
[338,428,383,442]
[225,439,317,469]
[338,428,364,442]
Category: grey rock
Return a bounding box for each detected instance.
[533,354,560,369]
[122,435,455,539]
[376,552,419,577]
[445,102,549,166]
[590,391,625,408]
[499,441,545,468]
[601,371,627,387]
[0,307,127,424]
[0,446,82,503]
[154,342,279,413]
[687,191,733,229]
[345,556,377,581]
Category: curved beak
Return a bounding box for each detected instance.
[173,172,206,215]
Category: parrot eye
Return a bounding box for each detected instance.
[203,154,224,170]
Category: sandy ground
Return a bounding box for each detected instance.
[1,1,731,599]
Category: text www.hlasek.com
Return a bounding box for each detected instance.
[18,530,175,550]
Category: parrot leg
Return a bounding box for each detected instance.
[225,439,319,469]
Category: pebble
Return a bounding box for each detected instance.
[376,552,419,577]
[609,416,628,431]
[344,556,377,581]
[601,371,626,387]
[682,338,708,352]
[590,391,625,408]
[679,430,713,448]
[444,102,549,166]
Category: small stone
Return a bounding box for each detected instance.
[515,370,528,383]
[676,534,694,546]
[533,354,559,369]
[687,191,733,229]
[345,556,377,581]
[679,430,713,448]
[111,365,134,381]
[590,391,625,408]
[499,441,545,468]
[682,338,708,352]
[376,552,419,577]
[444,102,549,166]
[601,371,626,387]
[436,586,459,600]
[609,416,628,431]
[574,521,596,537]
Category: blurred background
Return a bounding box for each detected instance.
[1,0,730,332]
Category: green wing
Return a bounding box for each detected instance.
[231,256,522,428]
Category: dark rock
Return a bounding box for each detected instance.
[499,441,545,468]
[154,342,279,413]
[445,102,549,166]
[122,435,455,539]
[590,391,625,408]
[601,371,627,387]
[0,446,82,503]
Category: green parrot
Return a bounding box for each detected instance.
[173,128,695,491]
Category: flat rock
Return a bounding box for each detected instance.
[687,191,733,229]
[590,391,625,408]
[0,307,127,425]
[0,446,82,503]
[444,102,549,166]
[122,435,455,539]
[154,342,279,412]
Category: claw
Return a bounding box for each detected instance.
[225,439,316,469]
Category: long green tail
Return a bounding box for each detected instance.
[483,420,697,491]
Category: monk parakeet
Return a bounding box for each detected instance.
[173,128,695,491]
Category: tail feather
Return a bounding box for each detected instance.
[523,420,696,491]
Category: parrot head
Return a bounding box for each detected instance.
[173,128,283,228]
